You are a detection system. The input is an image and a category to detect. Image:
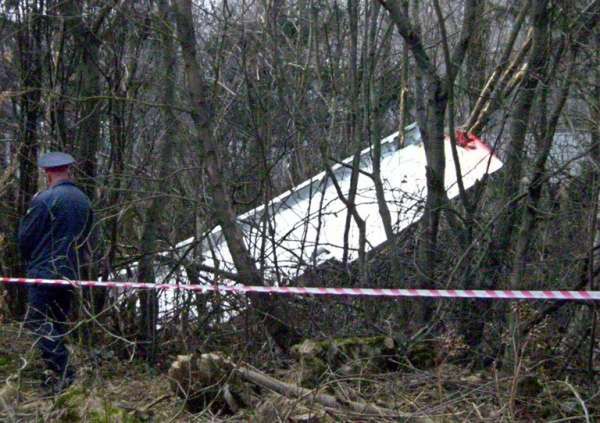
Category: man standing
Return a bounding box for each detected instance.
[18,152,95,394]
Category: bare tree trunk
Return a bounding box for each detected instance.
[465,0,532,134]
[46,5,70,150]
[340,0,367,282]
[507,46,567,362]
[379,0,479,296]
[465,2,488,113]
[15,5,42,218]
[462,0,550,362]
[358,2,395,248]
[492,0,550,272]
[585,57,600,375]
[68,1,117,199]
[9,2,44,317]
[396,0,410,148]
[456,5,547,357]
[173,0,300,351]
[59,0,116,346]
[136,0,178,362]
[507,0,600,363]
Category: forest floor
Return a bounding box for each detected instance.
[0,322,184,422]
[0,320,598,422]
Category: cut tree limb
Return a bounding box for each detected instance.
[466,31,532,135]
[464,0,532,132]
[169,352,420,420]
[232,362,414,420]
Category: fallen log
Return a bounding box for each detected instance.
[290,336,399,386]
[233,361,413,420]
[168,352,255,414]
[290,336,438,387]
[169,351,416,420]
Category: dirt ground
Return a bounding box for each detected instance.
[1,320,598,422]
[0,321,192,422]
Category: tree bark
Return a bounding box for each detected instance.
[465,0,532,134]
[172,0,300,351]
[9,1,44,317]
[136,0,178,362]
[507,0,600,362]
[68,0,117,200]
[492,0,551,273]
[379,0,479,292]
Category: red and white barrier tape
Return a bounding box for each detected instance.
[2,276,600,301]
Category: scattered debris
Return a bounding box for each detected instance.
[168,346,416,421]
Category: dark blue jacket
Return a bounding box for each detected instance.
[18,181,95,280]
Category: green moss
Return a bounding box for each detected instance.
[89,402,142,423]
[54,386,86,410]
[517,375,543,398]
[55,387,144,422]
[298,356,328,387]
[406,341,436,369]
[331,336,392,348]
[327,336,396,368]
[290,339,323,358]
[292,336,398,386]
[0,357,10,367]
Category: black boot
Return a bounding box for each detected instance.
[42,366,76,395]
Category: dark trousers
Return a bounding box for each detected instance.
[25,286,73,376]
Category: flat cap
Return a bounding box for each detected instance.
[38,152,75,169]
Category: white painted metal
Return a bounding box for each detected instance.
[174,124,503,284]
